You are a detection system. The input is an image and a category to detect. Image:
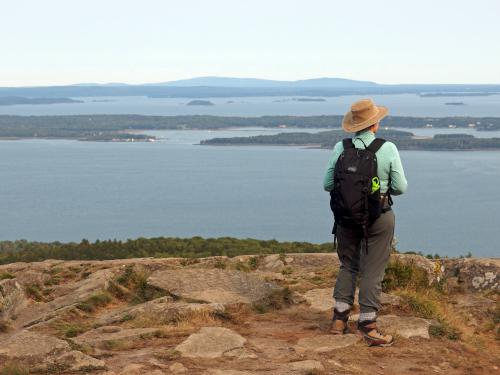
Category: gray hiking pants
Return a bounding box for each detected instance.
[333,210,395,314]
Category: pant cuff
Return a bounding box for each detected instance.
[334,301,351,313]
[359,311,377,322]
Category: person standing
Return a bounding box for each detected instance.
[323,98,408,346]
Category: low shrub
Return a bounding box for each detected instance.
[25,283,44,302]
[234,261,251,272]
[0,364,29,375]
[382,260,429,292]
[63,324,87,338]
[430,322,461,340]
[398,290,437,319]
[396,289,462,341]
[0,272,14,280]
[248,256,260,270]
[76,291,113,313]
[213,259,227,269]
[252,287,293,314]
[111,265,165,304]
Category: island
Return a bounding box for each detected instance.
[82,133,156,142]
[445,102,466,106]
[419,92,497,97]
[186,100,214,106]
[293,97,326,102]
[0,114,499,141]
[0,96,83,106]
[200,129,500,151]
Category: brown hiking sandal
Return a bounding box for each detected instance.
[358,320,394,347]
[329,308,350,335]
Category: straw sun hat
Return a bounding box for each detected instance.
[342,98,388,133]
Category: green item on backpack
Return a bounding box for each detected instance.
[371,176,380,193]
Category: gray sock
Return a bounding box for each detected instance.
[334,301,351,313]
[359,311,377,322]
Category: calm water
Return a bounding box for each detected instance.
[1,93,500,117]
[0,95,499,257]
[0,130,498,257]
[392,127,500,139]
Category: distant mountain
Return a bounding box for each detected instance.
[70,83,130,87]
[1,77,499,99]
[153,76,378,88]
[294,77,378,88]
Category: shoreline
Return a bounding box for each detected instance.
[198,142,500,152]
[1,134,499,151]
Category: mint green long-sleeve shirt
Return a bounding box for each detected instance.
[323,130,408,195]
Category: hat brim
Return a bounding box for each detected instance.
[342,106,389,133]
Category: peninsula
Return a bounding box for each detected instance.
[0,114,499,142]
[0,96,82,106]
[201,129,500,151]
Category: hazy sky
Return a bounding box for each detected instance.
[2,0,499,86]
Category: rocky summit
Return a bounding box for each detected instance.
[0,253,498,374]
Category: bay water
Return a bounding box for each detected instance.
[0,129,498,257]
[1,93,500,117]
[0,94,499,257]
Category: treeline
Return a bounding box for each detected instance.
[0,114,499,140]
[0,115,340,138]
[388,136,500,151]
[0,96,82,106]
[0,237,332,265]
[202,129,413,146]
[419,92,495,97]
[202,129,500,151]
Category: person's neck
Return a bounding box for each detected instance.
[356,129,375,136]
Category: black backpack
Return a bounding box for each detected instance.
[330,138,389,248]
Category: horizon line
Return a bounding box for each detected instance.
[2,76,500,88]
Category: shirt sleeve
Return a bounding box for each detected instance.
[323,141,343,192]
[388,142,408,195]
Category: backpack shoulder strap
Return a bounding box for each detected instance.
[366,138,386,154]
[342,138,354,149]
